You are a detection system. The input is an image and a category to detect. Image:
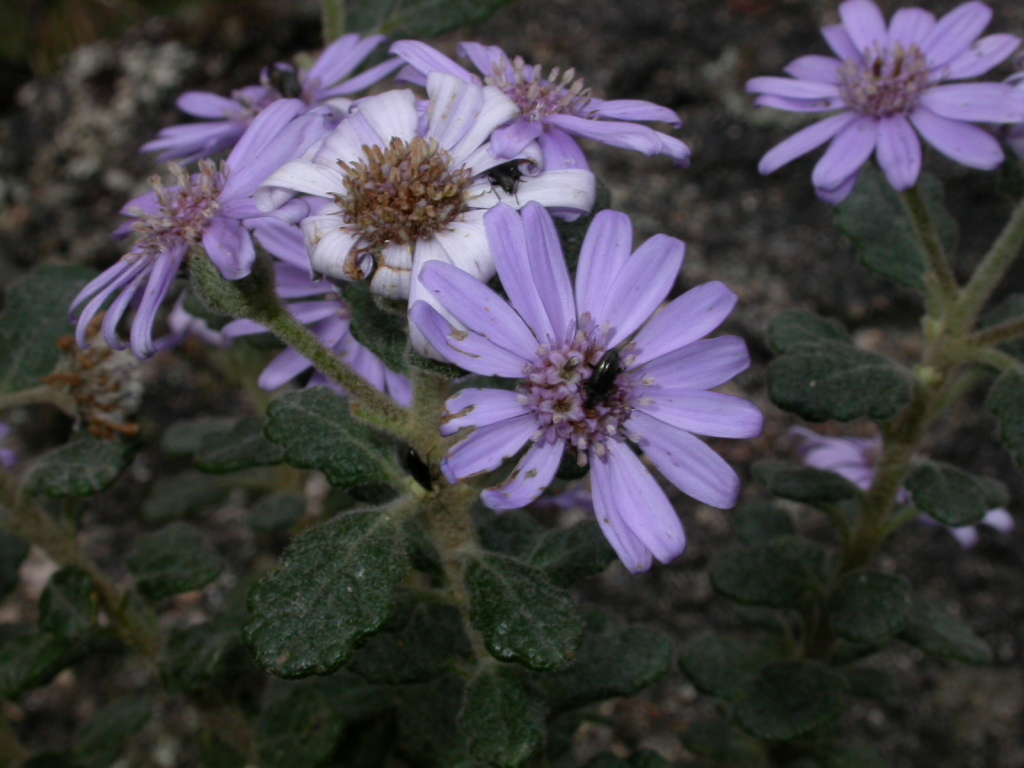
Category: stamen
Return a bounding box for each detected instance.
[839,42,932,118]
[484,54,593,122]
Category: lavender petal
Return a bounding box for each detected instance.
[575,210,634,323]
[839,0,889,53]
[441,388,532,436]
[590,458,653,573]
[408,301,532,377]
[489,120,545,160]
[941,34,1020,80]
[887,7,936,48]
[758,112,859,175]
[782,55,842,84]
[630,281,738,366]
[441,415,537,482]
[910,107,1004,169]
[811,116,878,193]
[481,438,564,510]
[821,23,861,63]
[875,114,922,191]
[390,40,476,82]
[635,336,751,392]
[130,242,186,358]
[920,83,1024,124]
[202,218,256,281]
[921,2,993,68]
[634,390,763,439]
[589,98,683,127]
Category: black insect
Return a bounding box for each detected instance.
[268,65,302,99]
[403,447,434,491]
[487,160,523,198]
[583,349,623,409]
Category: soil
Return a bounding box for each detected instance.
[2,0,1024,766]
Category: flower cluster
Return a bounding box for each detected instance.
[748,0,1024,202]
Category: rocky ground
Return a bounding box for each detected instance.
[2,0,1024,765]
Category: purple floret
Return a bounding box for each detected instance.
[747,0,1024,202]
[411,202,762,573]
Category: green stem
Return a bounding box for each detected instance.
[956,346,1024,377]
[0,471,161,660]
[0,385,77,417]
[420,482,489,661]
[321,0,346,45]
[902,185,958,308]
[964,316,1024,350]
[952,192,1024,333]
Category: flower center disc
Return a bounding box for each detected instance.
[132,159,224,248]
[839,43,932,118]
[485,55,592,122]
[335,136,473,249]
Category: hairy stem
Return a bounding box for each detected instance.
[902,185,958,308]
[964,316,1024,350]
[0,385,78,417]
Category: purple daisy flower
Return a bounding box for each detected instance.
[71,100,329,359]
[789,427,1014,547]
[411,202,762,573]
[0,423,16,468]
[142,34,402,163]
[747,0,1024,203]
[391,40,689,170]
[221,217,412,406]
[256,72,595,356]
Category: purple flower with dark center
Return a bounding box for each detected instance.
[747,0,1024,203]
[71,100,328,359]
[790,427,1014,547]
[391,40,689,170]
[222,217,411,406]
[256,72,595,356]
[0,423,16,468]
[411,202,762,573]
[142,34,402,163]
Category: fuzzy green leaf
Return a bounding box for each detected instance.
[126,522,223,601]
[39,568,97,641]
[986,372,1024,471]
[681,715,762,764]
[734,661,848,741]
[73,697,151,768]
[25,435,132,497]
[162,624,243,694]
[711,536,827,608]
[899,600,991,665]
[836,168,956,290]
[248,493,304,533]
[754,461,860,503]
[0,531,29,599]
[829,572,910,645]
[264,388,400,490]
[465,552,583,671]
[526,519,616,586]
[245,507,409,678]
[256,687,345,768]
[141,471,234,524]
[904,462,992,526]
[735,501,794,545]
[542,624,673,711]
[161,417,238,458]
[350,0,516,38]
[0,626,68,698]
[678,633,781,701]
[768,342,913,422]
[459,669,548,768]
[768,310,850,355]
[396,676,477,768]
[195,417,284,473]
[342,281,408,373]
[0,265,96,393]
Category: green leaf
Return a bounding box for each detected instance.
[25,435,132,497]
[397,676,478,768]
[0,265,96,393]
[195,417,284,473]
[350,0,516,38]
[245,506,409,678]
[735,501,794,544]
[255,687,344,768]
[734,661,848,741]
[161,417,238,458]
[141,471,235,524]
[899,600,991,665]
[678,633,781,702]
[753,461,860,504]
[342,281,408,374]
[0,626,68,698]
[465,552,583,671]
[987,372,1024,471]
[72,697,151,768]
[836,167,956,290]
[347,601,471,684]
[264,388,400,490]
[711,536,827,608]
[0,531,29,598]
[477,509,543,557]
[126,522,223,601]
[459,669,548,768]
[249,493,304,533]
[542,625,673,711]
[525,520,616,586]
[768,310,850,355]
[904,462,991,526]
[681,715,762,765]
[768,342,914,423]
[162,624,243,694]
[39,568,97,641]
[828,571,910,645]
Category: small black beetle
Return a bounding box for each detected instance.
[583,349,623,409]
